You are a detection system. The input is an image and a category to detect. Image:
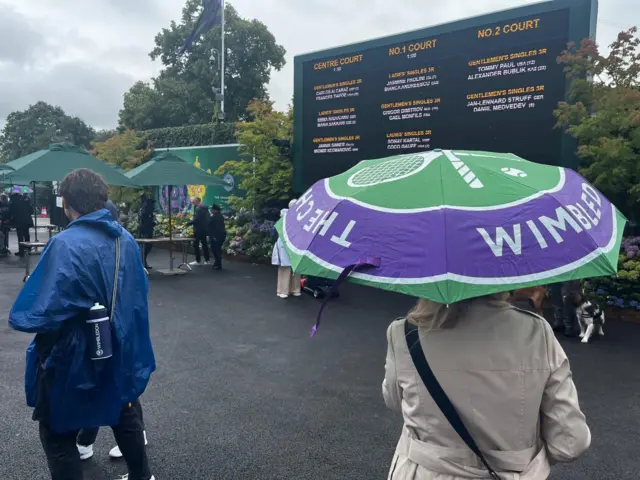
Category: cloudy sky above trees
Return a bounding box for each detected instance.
[0,0,634,129]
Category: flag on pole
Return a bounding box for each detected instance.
[179,0,222,55]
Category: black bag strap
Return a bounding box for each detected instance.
[404,320,501,480]
[109,237,121,324]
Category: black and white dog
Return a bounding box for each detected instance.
[576,299,605,344]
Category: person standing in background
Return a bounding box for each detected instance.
[550,281,582,337]
[209,204,226,270]
[9,192,34,257]
[187,197,211,266]
[138,194,156,270]
[0,194,11,254]
[271,199,301,298]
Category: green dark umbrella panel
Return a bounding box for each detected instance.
[5,142,137,186]
[125,151,225,187]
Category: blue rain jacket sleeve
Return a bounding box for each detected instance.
[8,209,155,434]
[9,237,94,333]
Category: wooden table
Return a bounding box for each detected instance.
[19,241,48,282]
[135,237,193,276]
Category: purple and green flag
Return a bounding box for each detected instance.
[277,149,626,306]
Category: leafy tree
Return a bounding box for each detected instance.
[94,129,119,143]
[119,79,215,131]
[555,27,640,221]
[216,100,292,213]
[0,101,95,161]
[91,130,153,208]
[119,1,286,130]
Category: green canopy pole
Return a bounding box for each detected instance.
[168,185,174,271]
[32,181,38,242]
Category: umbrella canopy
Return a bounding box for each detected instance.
[7,185,33,194]
[125,151,224,186]
[278,149,626,304]
[5,142,137,187]
[0,164,15,184]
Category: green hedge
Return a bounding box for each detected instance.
[139,123,236,148]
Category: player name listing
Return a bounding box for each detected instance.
[385,67,439,92]
[314,79,363,101]
[386,130,432,151]
[313,135,361,154]
[467,48,549,80]
[381,98,440,122]
[317,107,357,128]
[466,85,545,113]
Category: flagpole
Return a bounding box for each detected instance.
[220,0,225,120]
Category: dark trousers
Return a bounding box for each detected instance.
[1,227,8,250]
[210,233,226,268]
[39,402,151,480]
[17,227,30,255]
[77,400,145,447]
[139,231,153,267]
[194,233,210,263]
[550,284,578,334]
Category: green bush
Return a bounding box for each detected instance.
[224,212,275,261]
[586,237,640,310]
[139,123,236,148]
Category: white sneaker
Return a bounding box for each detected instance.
[278,294,289,298]
[77,443,94,460]
[110,431,147,459]
[189,261,203,266]
[204,261,211,266]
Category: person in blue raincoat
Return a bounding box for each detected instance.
[9,169,156,480]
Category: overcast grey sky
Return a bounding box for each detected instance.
[0,0,634,129]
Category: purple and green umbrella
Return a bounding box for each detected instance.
[277,149,626,306]
[8,185,33,195]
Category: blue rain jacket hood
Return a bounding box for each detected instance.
[9,208,155,433]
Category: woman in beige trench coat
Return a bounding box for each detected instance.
[383,293,591,480]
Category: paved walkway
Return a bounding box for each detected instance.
[0,244,638,479]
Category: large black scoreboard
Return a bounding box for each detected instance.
[293,0,597,191]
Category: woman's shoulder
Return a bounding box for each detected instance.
[494,302,555,337]
[386,318,407,341]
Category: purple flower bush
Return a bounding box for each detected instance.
[224,212,275,260]
[586,236,640,309]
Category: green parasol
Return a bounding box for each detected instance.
[5,142,137,186]
[125,151,225,187]
[126,151,225,273]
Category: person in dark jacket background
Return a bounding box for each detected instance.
[187,197,210,266]
[209,204,226,270]
[10,192,34,256]
[550,280,582,337]
[0,194,11,253]
[138,194,156,270]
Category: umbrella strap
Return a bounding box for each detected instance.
[310,256,380,337]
